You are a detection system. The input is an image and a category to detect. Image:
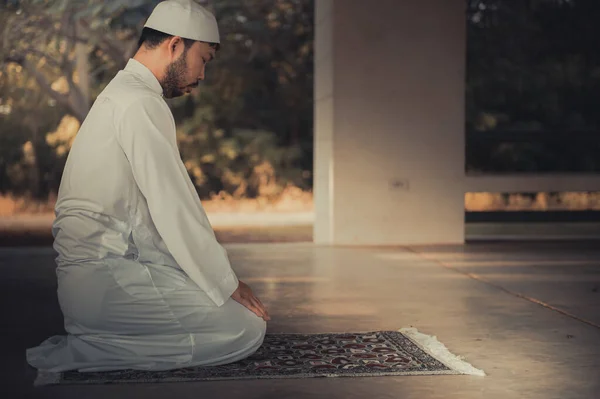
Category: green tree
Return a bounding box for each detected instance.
[466,0,600,172]
[177,0,315,194]
[0,0,155,122]
[0,0,316,199]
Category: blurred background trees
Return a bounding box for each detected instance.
[0,0,599,206]
[466,0,600,173]
[0,0,313,203]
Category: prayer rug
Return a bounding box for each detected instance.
[34,328,484,386]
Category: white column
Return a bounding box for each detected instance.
[314,0,466,245]
[313,0,335,243]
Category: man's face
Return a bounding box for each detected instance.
[161,41,215,99]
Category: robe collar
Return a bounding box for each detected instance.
[124,58,164,96]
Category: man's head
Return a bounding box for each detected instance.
[135,0,220,98]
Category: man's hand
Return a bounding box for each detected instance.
[231,280,271,321]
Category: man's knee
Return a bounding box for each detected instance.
[244,312,267,345]
[222,300,267,350]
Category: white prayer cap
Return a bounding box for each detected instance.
[144,0,220,44]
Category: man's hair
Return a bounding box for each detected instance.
[137,27,220,51]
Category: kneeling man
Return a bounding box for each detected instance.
[27,0,269,373]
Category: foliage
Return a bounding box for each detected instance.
[0,62,65,197]
[170,0,314,197]
[0,0,313,199]
[178,112,305,199]
[0,0,155,122]
[466,0,600,172]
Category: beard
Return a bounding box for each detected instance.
[160,51,189,99]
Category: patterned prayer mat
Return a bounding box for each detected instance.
[34,328,484,386]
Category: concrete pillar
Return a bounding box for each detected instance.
[314,0,466,245]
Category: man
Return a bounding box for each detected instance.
[26,0,269,373]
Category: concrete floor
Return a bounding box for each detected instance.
[2,241,600,398]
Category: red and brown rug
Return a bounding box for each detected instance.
[35,328,484,386]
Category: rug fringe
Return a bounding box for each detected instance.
[34,370,61,387]
[399,328,485,377]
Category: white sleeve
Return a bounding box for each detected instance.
[115,96,238,307]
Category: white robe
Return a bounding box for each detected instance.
[26,59,266,372]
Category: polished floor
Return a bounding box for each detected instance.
[2,241,600,398]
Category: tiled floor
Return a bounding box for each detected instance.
[2,241,600,398]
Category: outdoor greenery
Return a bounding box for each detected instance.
[0,0,313,201]
[466,0,600,172]
[0,0,599,203]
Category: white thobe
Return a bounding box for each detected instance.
[26,59,266,372]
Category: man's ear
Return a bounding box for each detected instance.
[166,36,184,60]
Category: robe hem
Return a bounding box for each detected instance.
[34,370,61,387]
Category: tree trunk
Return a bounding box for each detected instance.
[5,56,89,123]
[75,21,90,112]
